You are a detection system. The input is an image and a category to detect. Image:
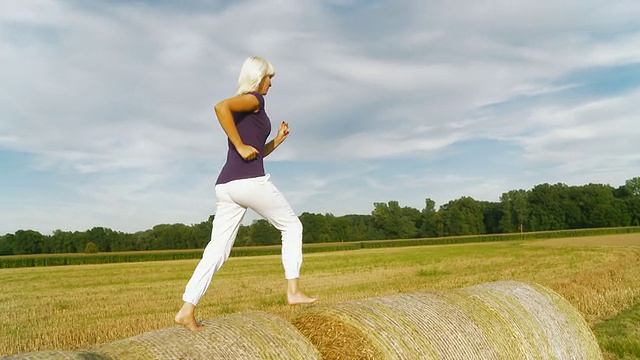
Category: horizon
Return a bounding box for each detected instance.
[2,177,635,236]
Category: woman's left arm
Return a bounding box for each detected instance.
[264,121,290,157]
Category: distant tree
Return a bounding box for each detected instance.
[191,220,213,248]
[87,227,119,252]
[626,177,640,196]
[12,230,45,254]
[372,201,418,239]
[133,230,154,251]
[528,183,568,231]
[499,190,529,233]
[563,188,586,229]
[482,201,503,234]
[342,214,376,241]
[300,212,333,243]
[51,230,76,253]
[328,214,347,242]
[149,224,193,250]
[71,231,90,253]
[420,198,438,237]
[574,184,619,228]
[613,185,633,198]
[440,203,465,236]
[432,211,446,237]
[440,197,485,236]
[249,219,280,246]
[84,241,99,254]
[401,206,422,237]
[626,197,640,226]
[109,232,137,252]
[0,234,13,255]
[232,225,248,247]
[3,178,638,254]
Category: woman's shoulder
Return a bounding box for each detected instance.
[246,91,264,106]
[221,92,263,114]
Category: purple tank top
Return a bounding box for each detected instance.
[216,92,271,185]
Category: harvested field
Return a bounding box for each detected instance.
[528,233,640,247]
[1,236,640,358]
[5,281,601,360]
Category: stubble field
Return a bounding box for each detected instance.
[1,233,639,359]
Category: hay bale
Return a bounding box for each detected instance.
[91,311,321,359]
[463,281,602,359]
[5,311,321,360]
[1,350,107,359]
[5,281,602,360]
[291,281,603,360]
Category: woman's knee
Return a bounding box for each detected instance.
[282,217,303,238]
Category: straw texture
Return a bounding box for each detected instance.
[3,281,602,360]
[0,351,107,360]
[292,281,603,360]
[5,311,321,360]
[95,311,321,359]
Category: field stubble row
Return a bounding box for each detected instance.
[0,233,639,358]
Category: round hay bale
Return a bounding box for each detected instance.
[291,281,602,360]
[90,311,321,359]
[462,281,603,359]
[4,311,321,360]
[0,350,107,359]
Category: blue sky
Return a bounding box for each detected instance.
[1,0,639,235]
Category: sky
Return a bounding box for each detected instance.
[1,0,639,235]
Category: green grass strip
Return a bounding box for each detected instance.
[593,301,640,358]
[1,226,638,268]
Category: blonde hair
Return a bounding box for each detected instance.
[235,56,276,95]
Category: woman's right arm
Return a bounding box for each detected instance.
[214,94,261,161]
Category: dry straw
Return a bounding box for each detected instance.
[4,311,321,360]
[4,281,602,360]
[291,281,603,360]
[0,350,106,360]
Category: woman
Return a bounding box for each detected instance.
[175,56,317,330]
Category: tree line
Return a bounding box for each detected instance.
[1,177,639,256]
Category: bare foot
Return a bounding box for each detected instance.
[286,278,317,305]
[175,302,204,331]
[287,291,318,306]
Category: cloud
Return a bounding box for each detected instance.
[1,0,639,234]
[520,90,640,174]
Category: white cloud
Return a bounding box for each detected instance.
[520,90,640,174]
[1,0,639,234]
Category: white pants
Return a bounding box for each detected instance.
[182,174,303,306]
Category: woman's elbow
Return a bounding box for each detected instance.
[215,100,231,116]
[213,102,223,115]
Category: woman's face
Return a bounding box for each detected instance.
[257,75,272,95]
